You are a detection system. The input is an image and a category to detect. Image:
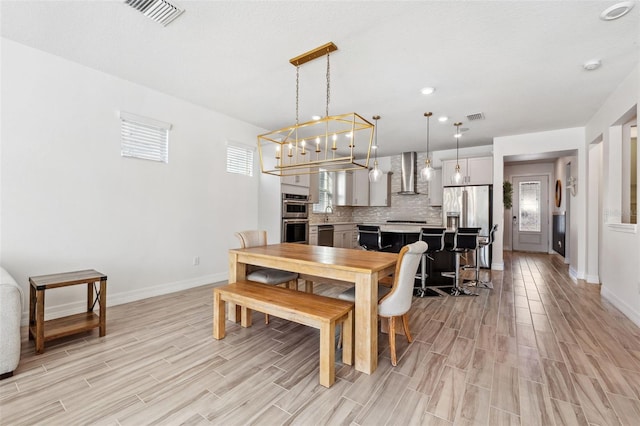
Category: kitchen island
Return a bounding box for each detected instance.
[361,222,456,285]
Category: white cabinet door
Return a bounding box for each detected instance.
[333,224,355,248]
[442,159,468,186]
[308,172,319,204]
[308,225,318,246]
[351,169,370,206]
[442,157,492,186]
[333,171,353,206]
[467,157,493,185]
[369,172,391,206]
[428,168,443,206]
[281,172,310,187]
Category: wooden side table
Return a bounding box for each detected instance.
[29,269,107,354]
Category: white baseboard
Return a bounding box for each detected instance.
[585,274,600,284]
[491,262,504,271]
[21,272,227,326]
[568,266,585,281]
[601,286,640,328]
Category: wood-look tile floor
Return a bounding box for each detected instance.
[3,252,640,425]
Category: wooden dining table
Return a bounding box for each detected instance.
[228,243,398,375]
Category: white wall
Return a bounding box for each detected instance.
[493,128,587,275]
[1,39,278,322]
[585,65,639,326]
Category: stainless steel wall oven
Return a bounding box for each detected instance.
[281,193,309,243]
[281,193,310,218]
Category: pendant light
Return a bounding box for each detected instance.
[420,112,434,182]
[369,115,383,182]
[453,122,463,184]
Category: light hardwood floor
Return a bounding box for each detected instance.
[2,252,640,425]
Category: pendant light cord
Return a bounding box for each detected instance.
[295,65,300,126]
[326,50,331,118]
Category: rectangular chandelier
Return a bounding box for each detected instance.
[258,112,374,176]
[258,42,374,177]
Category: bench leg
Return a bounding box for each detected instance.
[241,306,253,328]
[305,280,314,293]
[319,322,336,388]
[288,279,298,291]
[342,311,353,366]
[213,290,226,339]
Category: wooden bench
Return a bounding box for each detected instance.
[213,280,354,388]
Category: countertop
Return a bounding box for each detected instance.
[309,221,445,233]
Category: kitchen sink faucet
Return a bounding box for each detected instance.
[324,205,334,222]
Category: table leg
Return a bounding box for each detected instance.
[99,279,107,337]
[354,272,378,374]
[36,289,45,354]
[227,252,246,323]
[29,284,36,340]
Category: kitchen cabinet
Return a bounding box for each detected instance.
[442,156,493,186]
[351,169,370,206]
[281,172,310,187]
[427,168,442,206]
[369,172,392,207]
[334,224,356,248]
[333,171,352,206]
[308,225,318,246]
[334,170,369,206]
[308,173,319,204]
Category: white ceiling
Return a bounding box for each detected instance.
[2,0,638,158]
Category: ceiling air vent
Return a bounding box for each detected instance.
[124,0,184,26]
[466,112,485,121]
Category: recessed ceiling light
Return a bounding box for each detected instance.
[600,1,634,20]
[311,115,321,121]
[583,59,602,71]
[420,87,435,95]
[438,116,448,123]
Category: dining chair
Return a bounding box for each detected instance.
[235,230,299,323]
[338,240,427,366]
[357,225,393,252]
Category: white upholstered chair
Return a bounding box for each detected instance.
[1,267,23,379]
[339,240,427,366]
[235,230,299,323]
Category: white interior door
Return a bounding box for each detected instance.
[512,175,549,253]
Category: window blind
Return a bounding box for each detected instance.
[226,144,253,176]
[120,111,171,163]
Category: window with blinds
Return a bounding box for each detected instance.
[120,111,171,163]
[226,144,254,176]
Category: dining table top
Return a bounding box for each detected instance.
[229,243,398,273]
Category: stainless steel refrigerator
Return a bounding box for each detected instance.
[443,185,493,268]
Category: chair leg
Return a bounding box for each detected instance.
[389,316,397,366]
[265,314,270,324]
[401,313,413,343]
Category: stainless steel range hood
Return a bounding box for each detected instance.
[398,152,419,195]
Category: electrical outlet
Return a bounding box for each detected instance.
[193,256,200,266]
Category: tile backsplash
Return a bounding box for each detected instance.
[310,152,443,225]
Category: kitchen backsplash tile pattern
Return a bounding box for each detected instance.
[309,152,443,225]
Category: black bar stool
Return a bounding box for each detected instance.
[357,225,392,251]
[474,224,497,288]
[445,227,480,296]
[414,227,446,297]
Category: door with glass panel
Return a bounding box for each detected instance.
[512,175,549,252]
